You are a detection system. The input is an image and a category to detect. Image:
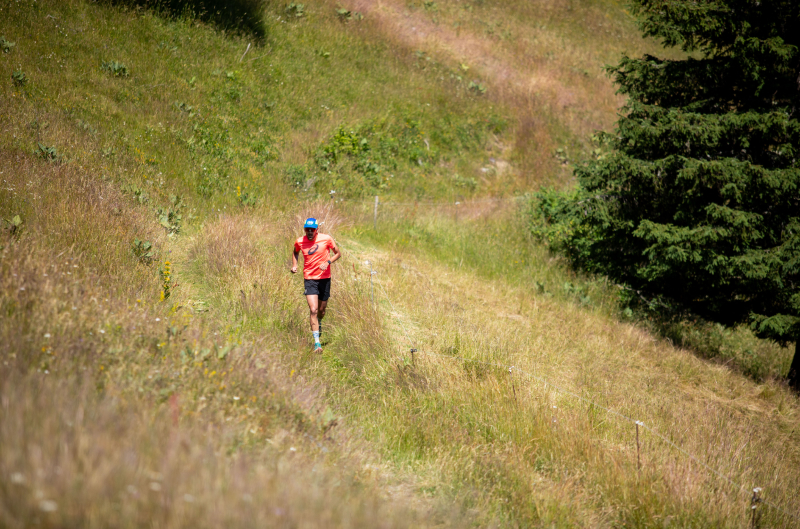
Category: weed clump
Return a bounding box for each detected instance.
[284,3,305,18]
[2,215,22,239]
[0,36,15,53]
[336,8,363,22]
[156,195,184,235]
[34,143,60,162]
[236,185,257,207]
[101,60,129,77]
[11,70,27,87]
[131,238,156,265]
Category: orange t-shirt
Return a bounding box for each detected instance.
[294,233,337,280]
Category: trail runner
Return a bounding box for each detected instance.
[291,218,341,353]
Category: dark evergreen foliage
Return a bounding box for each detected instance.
[533,0,800,388]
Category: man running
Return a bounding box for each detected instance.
[291,218,341,353]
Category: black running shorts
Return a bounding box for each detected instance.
[304,278,331,301]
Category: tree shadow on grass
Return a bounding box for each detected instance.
[622,294,795,384]
[105,0,270,41]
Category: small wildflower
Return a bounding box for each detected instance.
[10,473,25,484]
[44,333,51,338]
[149,482,162,492]
[155,318,161,322]
[183,493,195,503]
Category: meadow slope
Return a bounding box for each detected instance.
[1,0,798,527]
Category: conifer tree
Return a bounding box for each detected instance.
[551,0,800,387]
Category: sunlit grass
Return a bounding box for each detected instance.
[2,0,798,527]
[318,211,799,527]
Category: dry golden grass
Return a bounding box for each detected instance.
[0,158,468,527]
[317,230,800,527]
[0,369,462,529]
[4,145,798,526]
[0,150,163,371]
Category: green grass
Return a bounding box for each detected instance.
[1,0,511,207]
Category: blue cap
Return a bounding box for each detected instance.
[304,218,318,229]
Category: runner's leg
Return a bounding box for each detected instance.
[307,295,320,332]
[307,294,322,349]
[317,279,331,341]
[318,299,327,340]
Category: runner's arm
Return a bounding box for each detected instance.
[330,243,341,264]
[319,241,341,271]
[291,249,299,274]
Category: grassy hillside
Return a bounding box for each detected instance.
[1,0,799,527]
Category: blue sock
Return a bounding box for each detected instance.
[313,331,321,347]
